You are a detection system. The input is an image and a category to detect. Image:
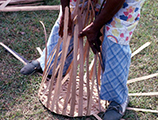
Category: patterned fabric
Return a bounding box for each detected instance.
[100,36,131,104]
[70,0,103,13]
[38,20,74,75]
[106,0,145,45]
[70,0,145,45]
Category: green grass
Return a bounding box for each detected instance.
[0,0,158,120]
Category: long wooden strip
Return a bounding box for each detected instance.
[86,46,90,115]
[92,114,102,120]
[36,47,43,55]
[95,56,101,112]
[78,14,84,116]
[51,7,70,111]
[0,0,11,9]
[127,107,158,113]
[62,69,73,115]
[47,38,62,108]
[0,5,60,12]
[87,55,97,115]
[127,73,158,84]
[70,24,79,116]
[0,42,28,65]
[131,42,151,58]
[128,92,158,96]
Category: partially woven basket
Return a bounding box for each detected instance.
[38,1,106,117]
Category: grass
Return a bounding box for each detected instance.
[0,0,158,119]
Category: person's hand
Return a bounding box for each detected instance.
[59,13,72,37]
[79,22,102,54]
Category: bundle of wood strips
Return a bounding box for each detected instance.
[38,1,106,117]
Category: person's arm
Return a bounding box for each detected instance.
[79,0,125,54]
[93,0,125,31]
[59,0,72,37]
[60,0,70,15]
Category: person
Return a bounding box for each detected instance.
[20,0,145,119]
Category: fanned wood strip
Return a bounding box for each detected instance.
[86,46,90,115]
[127,73,158,84]
[0,5,60,12]
[62,69,73,115]
[97,62,101,85]
[78,14,84,116]
[70,24,79,116]
[50,7,70,110]
[127,107,158,113]
[95,56,101,112]
[39,21,48,85]
[52,35,72,111]
[87,55,97,115]
[128,92,158,96]
[47,38,62,108]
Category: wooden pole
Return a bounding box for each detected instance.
[0,5,60,12]
[128,92,158,96]
[131,42,151,58]
[127,107,158,113]
[127,73,158,84]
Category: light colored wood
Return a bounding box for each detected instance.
[38,1,107,117]
[131,42,151,58]
[0,5,60,12]
[39,21,47,71]
[86,46,90,115]
[78,14,84,116]
[47,38,62,108]
[0,0,43,5]
[93,114,102,120]
[0,0,11,9]
[70,24,79,116]
[36,47,42,55]
[127,73,158,84]
[87,55,97,115]
[51,7,70,111]
[0,42,27,65]
[128,92,158,96]
[127,107,158,113]
[62,69,73,115]
[95,56,101,112]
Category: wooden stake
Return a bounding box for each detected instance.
[78,14,84,116]
[127,73,158,84]
[131,42,151,58]
[51,7,70,111]
[0,0,11,9]
[0,5,60,12]
[128,92,158,96]
[127,107,158,113]
[0,42,28,65]
[47,38,62,108]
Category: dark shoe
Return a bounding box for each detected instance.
[103,97,129,120]
[20,60,41,75]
